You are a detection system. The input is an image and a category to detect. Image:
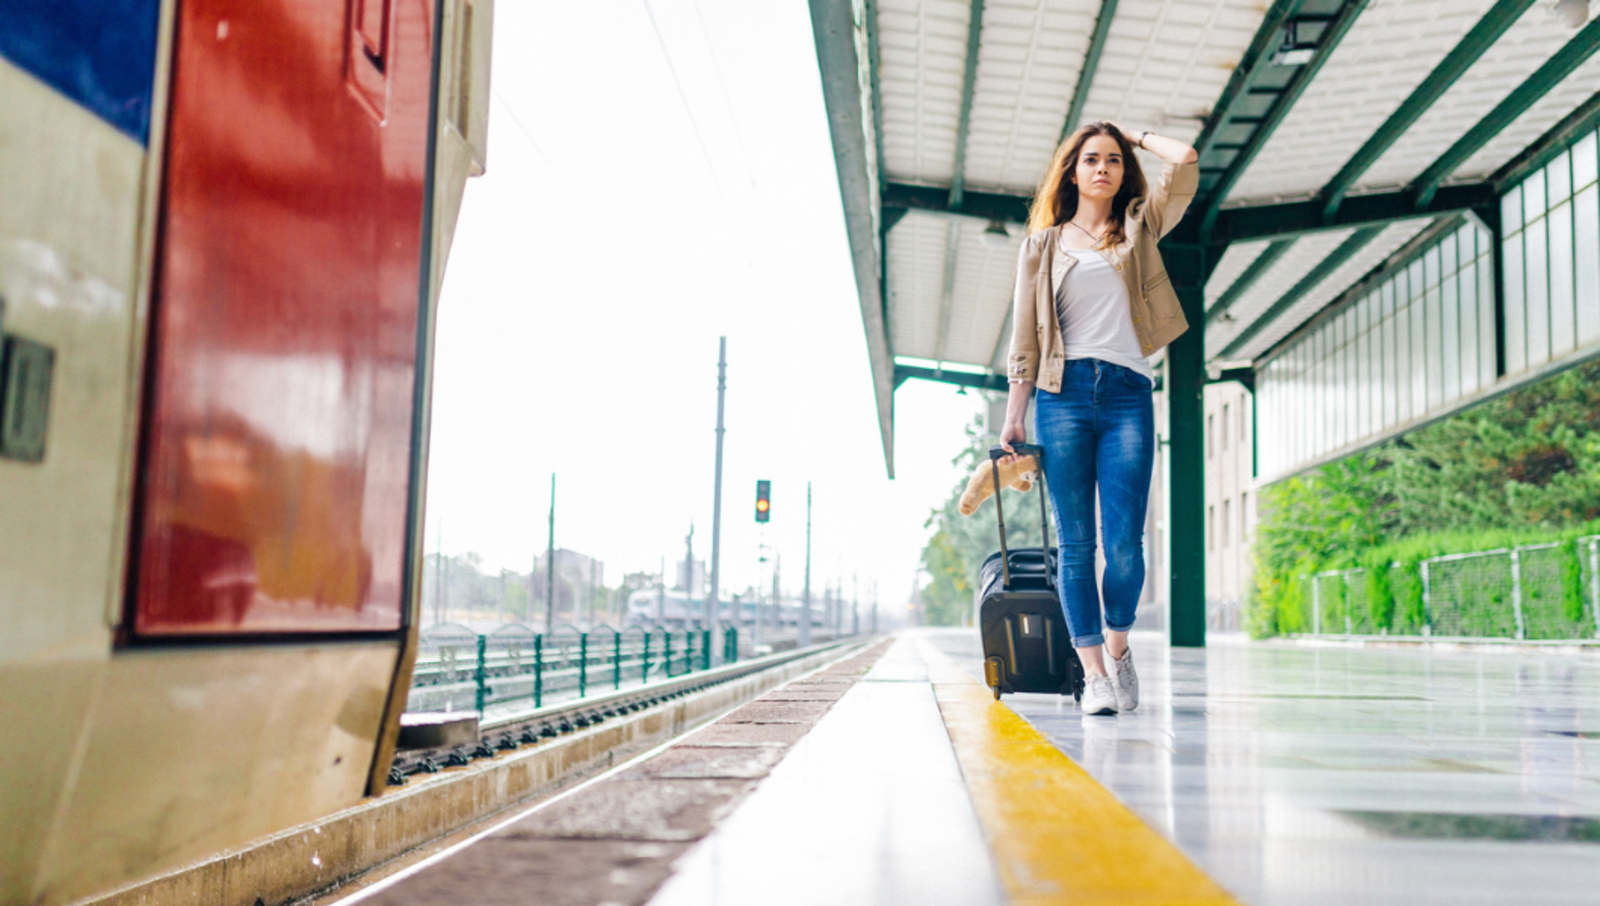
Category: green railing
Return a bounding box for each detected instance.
[407,623,737,715]
[1299,535,1600,640]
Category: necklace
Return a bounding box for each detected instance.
[1067,220,1107,245]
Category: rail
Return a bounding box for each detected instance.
[389,633,873,781]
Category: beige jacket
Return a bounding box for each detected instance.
[1006,159,1199,392]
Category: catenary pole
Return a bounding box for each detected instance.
[546,473,555,631]
[708,337,726,661]
[801,482,812,646]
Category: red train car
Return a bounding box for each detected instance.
[0,1,491,901]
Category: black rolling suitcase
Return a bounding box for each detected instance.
[976,443,1084,702]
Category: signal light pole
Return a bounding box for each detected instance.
[708,338,727,662]
[545,473,556,631]
[801,482,812,646]
[753,479,770,649]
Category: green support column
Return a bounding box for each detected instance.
[1163,242,1216,647]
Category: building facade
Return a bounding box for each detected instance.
[1204,380,1256,633]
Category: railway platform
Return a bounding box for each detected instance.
[326,629,1600,906]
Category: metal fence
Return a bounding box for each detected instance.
[1302,535,1600,640]
[405,622,850,714]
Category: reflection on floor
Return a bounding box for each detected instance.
[650,634,1006,906]
[929,628,1600,906]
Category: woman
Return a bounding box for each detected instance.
[998,121,1198,716]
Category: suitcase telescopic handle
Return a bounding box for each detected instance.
[989,443,1043,461]
[985,445,1053,592]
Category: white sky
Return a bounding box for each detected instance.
[423,0,986,608]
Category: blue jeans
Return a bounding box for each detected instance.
[1034,358,1155,648]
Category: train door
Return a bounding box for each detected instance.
[134,0,433,636]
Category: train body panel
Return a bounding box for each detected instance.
[31,642,399,904]
[0,37,157,901]
[0,1,492,901]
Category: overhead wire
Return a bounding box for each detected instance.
[640,0,734,214]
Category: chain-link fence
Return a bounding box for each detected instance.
[1295,536,1600,640]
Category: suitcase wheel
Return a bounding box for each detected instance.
[983,656,1005,694]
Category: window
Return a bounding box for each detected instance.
[1240,399,1248,442]
[1241,491,1250,539]
[1207,414,1214,459]
[1222,404,1230,451]
[1207,505,1216,550]
[1223,498,1231,548]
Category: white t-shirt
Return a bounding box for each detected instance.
[1054,247,1154,382]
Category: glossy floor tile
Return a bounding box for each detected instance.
[929,629,1600,905]
[648,637,1006,906]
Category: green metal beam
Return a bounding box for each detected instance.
[1318,0,1537,221]
[1193,0,1300,159]
[1161,241,1216,647]
[1060,0,1119,141]
[810,0,896,477]
[1205,238,1296,326]
[1219,225,1383,359]
[1211,181,1493,243]
[1492,88,1600,192]
[1194,0,1372,238]
[948,0,986,209]
[893,364,1009,393]
[882,181,1031,225]
[1413,15,1600,208]
[937,1,984,367]
[1250,214,1464,365]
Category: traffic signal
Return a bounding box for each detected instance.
[755,480,771,523]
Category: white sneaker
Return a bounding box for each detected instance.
[1081,675,1118,716]
[1109,648,1138,712]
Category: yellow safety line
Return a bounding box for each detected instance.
[918,638,1242,906]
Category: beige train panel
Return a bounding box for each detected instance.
[31,641,400,906]
[0,659,104,905]
[430,0,495,306]
[366,0,495,795]
[0,60,144,665]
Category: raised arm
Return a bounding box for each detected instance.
[1122,126,1197,166]
[1111,123,1198,239]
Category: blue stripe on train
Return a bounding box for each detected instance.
[0,0,161,144]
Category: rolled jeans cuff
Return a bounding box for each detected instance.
[1072,632,1106,649]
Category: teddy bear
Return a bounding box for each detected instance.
[957,453,1040,516]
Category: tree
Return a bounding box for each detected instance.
[1248,360,1600,636]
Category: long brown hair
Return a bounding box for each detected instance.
[1027,122,1147,245]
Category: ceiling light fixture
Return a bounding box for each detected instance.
[1270,20,1317,66]
[1553,0,1589,29]
[980,221,1013,250]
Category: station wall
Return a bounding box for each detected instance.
[1255,117,1600,485]
[1502,127,1600,376]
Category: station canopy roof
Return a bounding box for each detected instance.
[809,0,1600,476]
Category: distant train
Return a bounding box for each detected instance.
[1,2,492,903]
[624,590,826,630]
